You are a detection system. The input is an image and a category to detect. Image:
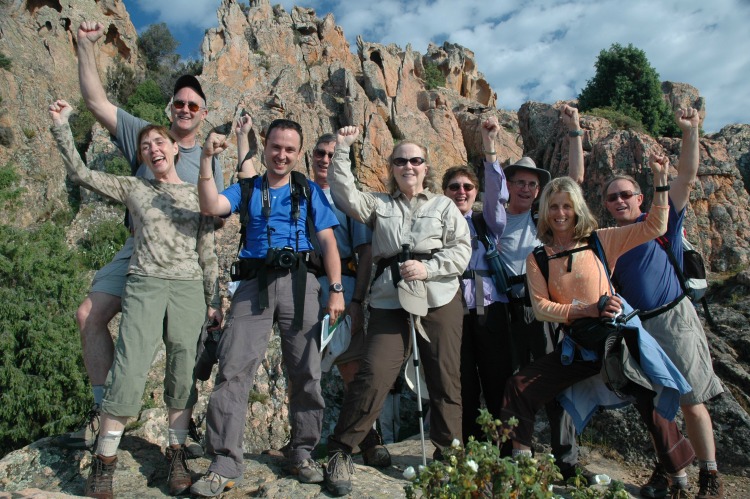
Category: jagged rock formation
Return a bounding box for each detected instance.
[0,0,140,226]
[1,0,750,496]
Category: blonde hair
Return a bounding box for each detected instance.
[536,176,598,245]
[386,140,438,194]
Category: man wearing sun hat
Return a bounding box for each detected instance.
[54,20,225,494]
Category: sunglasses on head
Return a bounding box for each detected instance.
[313,149,334,160]
[447,182,475,192]
[605,190,640,203]
[392,157,425,167]
[172,99,202,113]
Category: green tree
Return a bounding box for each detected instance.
[423,60,446,90]
[0,223,90,456]
[138,22,179,73]
[105,57,137,106]
[125,79,169,126]
[578,43,679,137]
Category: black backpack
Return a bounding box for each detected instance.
[527,231,611,304]
[237,171,319,255]
[655,234,716,329]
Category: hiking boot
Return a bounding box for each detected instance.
[54,404,100,450]
[324,451,354,497]
[360,428,391,468]
[185,417,204,459]
[697,468,724,498]
[190,471,240,497]
[559,465,596,487]
[640,462,670,498]
[84,454,117,499]
[165,445,192,495]
[290,458,324,483]
[669,485,690,499]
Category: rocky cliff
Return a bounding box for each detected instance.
[1,0,750,497]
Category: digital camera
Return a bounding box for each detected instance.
[266,246,297,269]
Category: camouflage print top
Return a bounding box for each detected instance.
[52,123,220,309]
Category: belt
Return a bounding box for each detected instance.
[638,293,686,321]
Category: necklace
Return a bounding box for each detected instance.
[551,240,575,253]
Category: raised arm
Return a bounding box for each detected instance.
[481,116,508,237]
[561,104,584,184]
[77,21,118,135]
[669,107,700,212]
[235,113,258,178]
[329,126,378,223]
[198,132,232,216]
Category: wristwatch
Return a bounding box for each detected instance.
[329,282,344,293]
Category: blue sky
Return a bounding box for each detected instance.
[121,0,749,133]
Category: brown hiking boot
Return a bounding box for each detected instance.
[165,445,192,495]
[84,454,117,499]
[697,468,724,498]
[640,461,670,498]
[360,428,391,468]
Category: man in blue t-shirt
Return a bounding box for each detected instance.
[192,119,345,496]
[603,108,724,499]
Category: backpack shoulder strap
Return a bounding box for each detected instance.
[588,231,615,295]
[291,171,321,254]
[238,174,260,253]
[532,244,549,282]
[471,212,491,252]
[655,236,690,295]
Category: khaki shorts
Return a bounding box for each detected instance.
[90,237,134,297]
[642,297,724,405]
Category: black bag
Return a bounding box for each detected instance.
[194,318,221,381]
[567,317,616,355]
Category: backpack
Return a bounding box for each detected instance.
[471,212,511,295]
[237,171,319,255]
[526,231,612,306]
[655,233,716,329]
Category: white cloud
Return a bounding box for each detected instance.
[134,0,749,132]
[133,0,221,29]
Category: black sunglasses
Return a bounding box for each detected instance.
[392,157,425,167]
[313,149,334,160]
[447,182,475,192]
[605,190,640,203]
[172,99,203,113]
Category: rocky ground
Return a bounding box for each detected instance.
[2,433,750,498]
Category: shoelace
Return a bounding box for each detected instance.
[327,452,354,480]
[199,471,226,494]
[89,458,115,492]
[167,447,190,482]
[699,472,720,494]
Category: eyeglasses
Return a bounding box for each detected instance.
[509,180,539,190]
[605,190,640,203]
[392,157,425,167]
[313,149,334,160]
[447,182,475,192]
[172,99,203,113]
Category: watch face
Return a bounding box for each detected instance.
[330,283,344,293]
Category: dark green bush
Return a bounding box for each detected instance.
[69,99,97,157]
[0,223,90,457]
[78,217,129,270]
[423,60,446,90]
[0,162,24,208]
[0,52,10,70]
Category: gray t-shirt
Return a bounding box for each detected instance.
[114,108,224,190]
[499,209,541,298]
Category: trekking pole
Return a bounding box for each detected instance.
[401,244,427,467]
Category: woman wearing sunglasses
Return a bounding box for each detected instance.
[320,126,471,497]
[440,117,512,445]
[499,154,695,481]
